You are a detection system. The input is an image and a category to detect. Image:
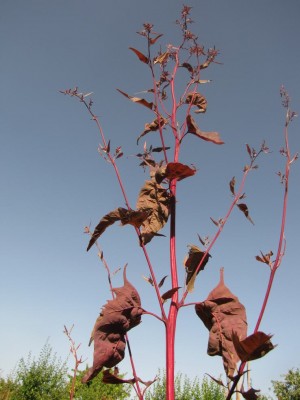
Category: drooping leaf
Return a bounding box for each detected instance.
[232,331,275,362]
[87,208,150,251]
[195,268,247,378]
[129,47,149,64]
[154,51,169,64]
[229,176,236,195]
[161,287,181,302]
[158,275,168,288]
[137,117,168,144]
[117,89,154,110]
[186,115,224,145]
[241,387,261,400]
[206,374,226,388]
[102,369,136,384]
[82,266,142,383]
[180,62,194,74]
[236,203,254,225]
[185,92,207,113]
[136,179,170,244]
[183,245,211,292]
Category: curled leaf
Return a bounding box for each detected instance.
[186,115,224,145]
[87,208,150,251]
[185,92,207,113]
[137,117,168,144]
[117,89,154,110]
[241,387,261,400]
[129,47,149,64]
[232,331,275,362]
[184,245,211,292]
[195,268,247,378]
[82,266,142,383]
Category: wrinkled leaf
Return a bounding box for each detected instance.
[165,162,196,181]
[161,287,181,302]
[82,266,142,383]
[184,245,211,292]
[117,89,154,110]
[87,208,151,251]
[186,115,224,145]
[129,47,149,64]
[195,268,247,378]
[236,203,254,225]
[185,92,207,113]
[136,180,170,244]
[232,331,275,362]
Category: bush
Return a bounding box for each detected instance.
[271,368,300,400]
[144,370,226,400]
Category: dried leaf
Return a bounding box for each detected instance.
[255,250,273,266]
[129,47,149,64]
[161,287,181,302]
[136,180,170,245]
[183,245,211,292]
[185,92,207,113]
[186,115,224,145]
[87,208,150,251]
[229,177,235,195]
[154,51,169,64]
[232,331,275,362]
[236,203,254,225]
[195,268,247,378]
[158,275,168,288]
[102,369,136,384]
[137,117,168,144]
[117,89,154,110]
[82,266,142,383]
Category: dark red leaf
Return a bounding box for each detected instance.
[82,266,142,383]
[165,162,196,181]
[195,268,247,378]
[158,275,168,288]
[232,331,275,362]
[102,369,136,385]
[236,203,254,225]
[161,287,181,302]
[149,33,163,45]
[241,387,261,400]
[129,47,149,64]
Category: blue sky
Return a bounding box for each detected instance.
[1,0,300,397]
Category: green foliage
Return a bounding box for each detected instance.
[144,370,226,400]
[271,368,300,400]
[10,341,68,400]
[70,368,131,400]
[0,375,17,400]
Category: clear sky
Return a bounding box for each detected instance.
[1,0,300,397]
